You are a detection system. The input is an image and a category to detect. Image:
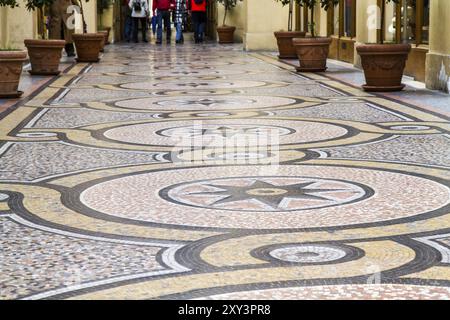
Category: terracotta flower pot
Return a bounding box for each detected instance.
[98,31,107,52]
[274,31,306,59]
[292,37,332,72]
[72,33,104,63]
[0,50,27,98]
[217,25,236,44]
[356,43,411,92]
[24,39,65,75]
[102,27,111,44]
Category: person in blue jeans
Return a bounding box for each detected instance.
[151,15,157,37]
[174,0,186,44]
[153,0,175,44]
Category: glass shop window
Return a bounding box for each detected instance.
[397,0,429,45]
[385,1,397,42]
[421,0,430,44]
[402,0,417,43]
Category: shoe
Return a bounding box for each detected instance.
[143,39,148,43]
[156,41,162,45]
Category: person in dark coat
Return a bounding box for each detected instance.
[187,0,207,44]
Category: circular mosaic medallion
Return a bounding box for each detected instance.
[163,176,369,212]
[195,284,450,300]
[79,165,450,230]
[103,119,348,147]
[207,151,276,161]
[269,245,347,263]
[127,69,247,77]
[128,60,237,68]
[114,95,297,111]
[120,80,266,91]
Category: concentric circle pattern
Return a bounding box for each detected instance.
[114,95,297,111]
[120,80,266,91]
[164,176,368,212]
[103,119,349,147]
[80,165,450,229]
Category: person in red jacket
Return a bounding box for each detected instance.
[188,0,207,43]
[153,0,175,44]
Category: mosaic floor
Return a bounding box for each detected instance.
[1,42,450,300]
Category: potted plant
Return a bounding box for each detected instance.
[0,1,28,97]
[0,46,27,98]
[97,0,112,45]
[72,0,104,62]
[0,0,66,76]
[356,0,411,91]
[274,0,306,59]
[216,0,242,44]
[292,0,338,72]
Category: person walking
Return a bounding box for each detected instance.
[174,0,187,44]
[129,0,149,43]
[153,0,175,44]
[188,0,207,44]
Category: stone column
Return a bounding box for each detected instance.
[426,0,450,92]
[0,7,36,49]
[243,0,290,51]
[76,0,98,34]
[316,5,328,37]
[354,0,378,67]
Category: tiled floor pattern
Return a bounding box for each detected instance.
[1,42,450,300]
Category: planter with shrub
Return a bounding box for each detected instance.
[292,0,338,72]
[73,0,104,62]
[0,48,27,98]
[97,0,112,44]
[274,0,306,59]
[356,0,411,91]
[1,0,66,76]
[216,0,242,44]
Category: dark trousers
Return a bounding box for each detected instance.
[60,23,75,56]
[132,17,148,42]
[124,16,133,41]
[157,9,171,42]
[192,11,206,43]
[65,43,75,56]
